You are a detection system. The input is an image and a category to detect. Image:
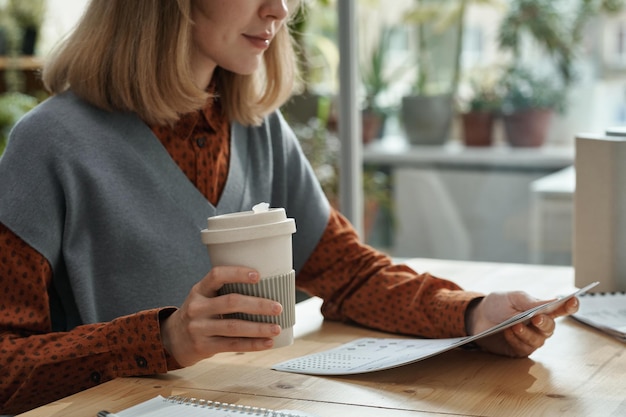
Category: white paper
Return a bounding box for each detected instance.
[272,282,598,375]
[572,291,626,342]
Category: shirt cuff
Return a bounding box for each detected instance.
[105,308,177,377]
[432,289,485,337]
[158,307,183,370]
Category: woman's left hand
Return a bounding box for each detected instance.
[465,291,580,357]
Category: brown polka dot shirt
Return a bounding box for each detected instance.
[0,98,482,414]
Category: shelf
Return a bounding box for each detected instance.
[363,135,575,171]
[0,56,44,71]
[0,56,45,94]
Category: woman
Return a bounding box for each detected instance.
[0,1,577,414]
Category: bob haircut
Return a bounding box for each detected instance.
[42,0,300,126]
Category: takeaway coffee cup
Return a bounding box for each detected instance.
[200,202,297,348]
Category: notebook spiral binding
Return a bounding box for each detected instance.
[164,395,302,417]
[581,291,626,296]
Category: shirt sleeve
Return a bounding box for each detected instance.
[296,207,484,339]
[0,224,181,415]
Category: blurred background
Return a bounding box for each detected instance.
[3,0,625,267]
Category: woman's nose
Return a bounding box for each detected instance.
[261,0,289,22]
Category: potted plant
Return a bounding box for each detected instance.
[4,0,46,55]
[0,91,38,155]
[498,65,566,147]
[281,0,337,126]
[0,1,46,155]
[458,70,503,147]
[293,116,392,243]
[359,26,405,144]
[497,0,625,146]
[400,0,456,146]
[401,0,503,146]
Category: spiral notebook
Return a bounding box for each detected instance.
[571,291,626,342]
[106,395,319,417]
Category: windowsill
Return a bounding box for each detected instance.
[363,135,575,171]
[0,56,44,71]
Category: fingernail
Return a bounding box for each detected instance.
[536,316,544,326]
[271,325,281,335]
[264,339,274,347]
[248,271,259,282]
[272,302,283,314]
[516,325,524,334]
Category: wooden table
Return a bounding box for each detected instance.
[17,259,626,417]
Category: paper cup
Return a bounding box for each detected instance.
[200,203,297,348]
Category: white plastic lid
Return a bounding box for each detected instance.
[201,205,296,245]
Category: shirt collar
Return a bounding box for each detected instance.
[167,94,223,141]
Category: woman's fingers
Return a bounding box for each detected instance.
[198,319,281,344]
[502,314,556,357]
[471,292,580,358]
[216,292,283,316]
[161,266,287,366]
[214,318,282,338]
[502,327,537,357]
[530,314,556,337]
[187,292,283,318]
[194,266,261,296]
[548,296,579,319]
[177,314,282,360]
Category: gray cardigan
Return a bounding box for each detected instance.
[0,92,330,331]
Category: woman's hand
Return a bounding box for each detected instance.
[160,266,283,367]
[466,291,579,357]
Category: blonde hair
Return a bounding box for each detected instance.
[42,0,299,126]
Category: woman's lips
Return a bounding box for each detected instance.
[244,34,271,50]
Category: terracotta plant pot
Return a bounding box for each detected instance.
[461,112,495,147]
[361,109,386,144]
[326,109,386,144]
[502,108,553,147]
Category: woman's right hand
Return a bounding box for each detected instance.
[160,266,283,367]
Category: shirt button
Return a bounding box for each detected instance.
[90,371,101,383]
[135,356,148,368]
[196,137,206,148]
